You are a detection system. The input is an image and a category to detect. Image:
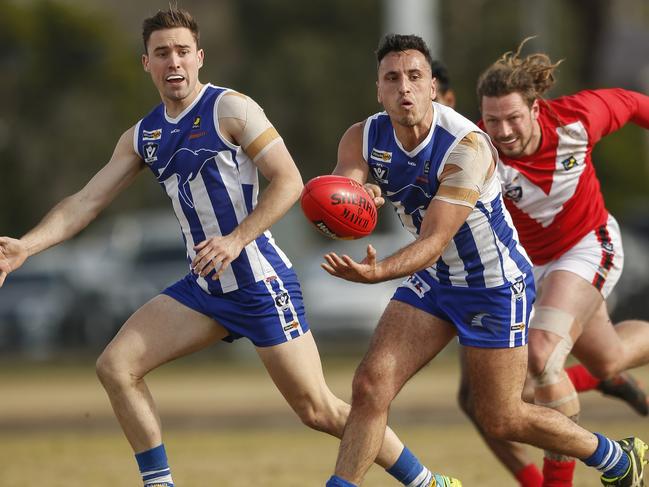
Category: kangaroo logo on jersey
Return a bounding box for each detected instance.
[143,143,159,163]
[403,274,431,298]
[274,291,290,311]
[370,149,392,163]
[192,116,201,129]
[371,165,389,183]
[511,278,526,300]
[504,184,523,203]
[155,148,220,208]
[142,129,162,141]
[561,156,577,171]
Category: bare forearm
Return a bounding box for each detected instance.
[374,236,443,282]
[21,192,101,256]
[230,175,302,246]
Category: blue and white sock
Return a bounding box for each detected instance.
[135,444,175,487]
[386,446,433,487]
[583,433,629,478]
[326,475,357,487]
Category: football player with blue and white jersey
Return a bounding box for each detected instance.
[323,34,641,487]
[0,9,448,487]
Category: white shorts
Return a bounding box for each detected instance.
[533,214,623,299]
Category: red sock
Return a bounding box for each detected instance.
[542,458,576,486]
[565,364,600,392]
[516,463,543,487]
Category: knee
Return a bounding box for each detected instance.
[528,333,572,386]
[583,357,622,380]
[350,365,396,412]
[474,404,524,440]
[95,349,139,390]
[293,394,348,435]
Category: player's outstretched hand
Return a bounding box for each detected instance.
[0,237,29,287]
[322,244,380,283]
[192,233,245,281]
[364,183,385,209]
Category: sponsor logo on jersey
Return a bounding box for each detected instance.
[370,148,392,163]
[403,274,431,298]
[274,291,290,310]
[171,128,181,134]
[511,277,526,300]
[283,321,300,332]
[192,116,201,129]
[470,312,490,328]
[407,160,417,166]
[510,322,525,331]
[189,130,208,140]
[143,143,159,163]
[371,165,389,183]
[504,184,523,203]
[142,128,162,141]
[561,155,577,170]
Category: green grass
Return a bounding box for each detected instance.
[0,355,647,486]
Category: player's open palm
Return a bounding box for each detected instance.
[322,244,379,283]
[192,234,245,280]
[0,237,29,287]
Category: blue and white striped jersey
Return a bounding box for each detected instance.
[363,102,531,288]
[134,84,292,295]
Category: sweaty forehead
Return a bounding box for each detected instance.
[148,27,196,51]
[379,50,430,74]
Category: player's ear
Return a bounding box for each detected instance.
[197,48,204,69]
[142,53,150,73]
[531,99,540,120]
[376,80,382,104]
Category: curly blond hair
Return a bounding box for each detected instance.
[477,37,562,107]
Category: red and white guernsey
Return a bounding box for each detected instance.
[494,89,649,265]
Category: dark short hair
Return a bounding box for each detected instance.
[376,34,433,72]
[430,60,450,94]
[142,7,200,53]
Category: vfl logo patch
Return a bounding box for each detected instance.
[371,165,389,183]
[511,278,526,300]
[370,148,392,163]
[403,274,431,298]
[192,116,201,129]
[561,156,577,170]
[142,129,162,141]
[602,241,614,253]
[504,185,523,203]
[274,291,291,311]
[143,143,159,163]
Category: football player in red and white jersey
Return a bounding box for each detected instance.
[469,41,649,486]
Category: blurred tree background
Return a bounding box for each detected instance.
[1,0,648,236]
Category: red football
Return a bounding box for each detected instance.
[301,175,378,239]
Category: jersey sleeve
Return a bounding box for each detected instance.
[565,89,649,143]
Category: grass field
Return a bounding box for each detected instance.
[1,347,647,486]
